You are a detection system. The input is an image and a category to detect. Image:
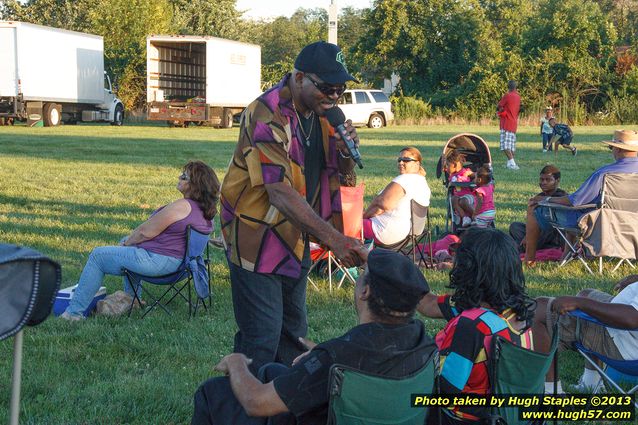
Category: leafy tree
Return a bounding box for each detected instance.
[88,0,173,109]
[170,0,243,39]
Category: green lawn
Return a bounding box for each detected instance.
[0,122,634,424]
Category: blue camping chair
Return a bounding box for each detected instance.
[123,225,211,318]
[568,309,638,407]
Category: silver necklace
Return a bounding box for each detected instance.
[293,103,315,147]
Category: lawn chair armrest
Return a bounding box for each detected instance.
[537,201,597,211]
[568,309,638,331]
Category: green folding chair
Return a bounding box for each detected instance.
[488,324,559,425]
[327,354,437,425]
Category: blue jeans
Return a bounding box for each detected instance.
[192,363,293,425]
[535,206,581,232]
[542,133,553,150]
[66,245,182,316]
[229,245,310,374]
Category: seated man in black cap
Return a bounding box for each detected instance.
[191,249,437,425]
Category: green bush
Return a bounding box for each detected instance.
[606,92,638,124]
[391,96,433,122]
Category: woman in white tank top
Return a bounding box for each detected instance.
[363,147,431,246]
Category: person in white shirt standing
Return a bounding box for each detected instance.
[363,147,431,246]
[540,106,554,152]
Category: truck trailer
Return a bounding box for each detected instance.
[146,35,261,128]
[0,21,124,127]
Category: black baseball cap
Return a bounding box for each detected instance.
[294,41,359,85]
[366,248,430,313]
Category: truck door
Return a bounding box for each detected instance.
[0,26,18,98]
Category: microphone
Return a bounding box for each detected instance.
[325,107,363,169]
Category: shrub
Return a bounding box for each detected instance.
[391,96,433,123]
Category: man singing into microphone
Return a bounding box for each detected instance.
[219,41,368,374]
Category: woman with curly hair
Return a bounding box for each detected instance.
[61,160,220,320]
[419,227,535,424]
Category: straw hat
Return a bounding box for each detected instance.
[601,130,638,152]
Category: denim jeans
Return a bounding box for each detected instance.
[229,245,310,374]
[65,245,182,316]
[542,133,553,150]
[535,206,581,232]
[191,363,294,425]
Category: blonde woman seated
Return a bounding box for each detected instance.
[363,147,431,246]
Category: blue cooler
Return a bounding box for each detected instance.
[53,285,106,317]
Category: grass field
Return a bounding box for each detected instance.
[0,122,635,424]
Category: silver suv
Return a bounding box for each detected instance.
[338,89,394,128]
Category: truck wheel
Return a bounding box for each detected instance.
[43,103,62,127]
[222,109,234,128]
[367,113,384,129]
[111,104,124,126]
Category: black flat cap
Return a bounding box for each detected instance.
[367,248,430,312]
[294,41,358,84]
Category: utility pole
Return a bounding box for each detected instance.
[328,0,338,44]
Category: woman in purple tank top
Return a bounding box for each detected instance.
[61,161,220,321]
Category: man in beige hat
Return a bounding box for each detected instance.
[524,130,638,264]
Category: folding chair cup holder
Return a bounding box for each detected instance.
[122,225,212,318]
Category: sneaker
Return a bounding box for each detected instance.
[508,163,520,170]
[572,147,577,156]
[542,149,547,153]
[462,217,472,227]
[571,378,605,394]
[59,311,84,321]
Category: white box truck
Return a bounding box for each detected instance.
[0,21,124,126]
[146,35,261,128]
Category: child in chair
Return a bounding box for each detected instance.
[471,166,496,228]
[445,150,475,227]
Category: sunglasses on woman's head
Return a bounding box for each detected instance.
[397,157,418,163]
[179,172,190,181]
[304,74,346,97]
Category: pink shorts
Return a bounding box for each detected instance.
[363,219,380,243]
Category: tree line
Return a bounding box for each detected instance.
[2,0,637,124]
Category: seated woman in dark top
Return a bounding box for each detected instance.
[509,165,567,259]
[418,227,535,424]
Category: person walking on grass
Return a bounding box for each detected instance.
[497,80,521,170]
[549,118,577,156]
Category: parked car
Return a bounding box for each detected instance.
[338,89,394,128]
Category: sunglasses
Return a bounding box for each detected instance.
[397,157,418,163]
[608,145,615,151]
[179,172,190,181]
[305,74,346,97]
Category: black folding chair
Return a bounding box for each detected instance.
[375,199,433,267]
